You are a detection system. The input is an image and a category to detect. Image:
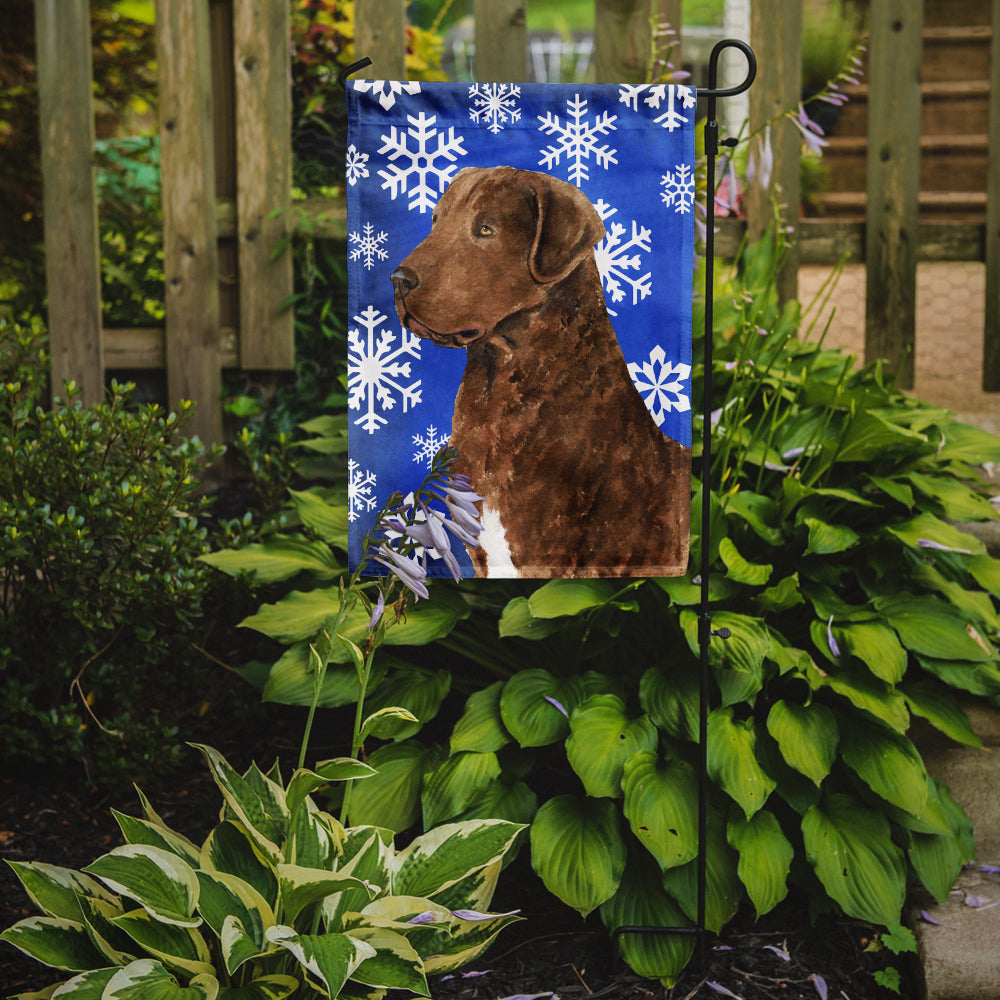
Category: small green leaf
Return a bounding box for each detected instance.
[803,517,859,556]
[727,811,793,917]
[719,537,773,585]
[707,708,776,818]
[765,700,838,786]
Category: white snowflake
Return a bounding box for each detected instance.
[537,94,617,187]
[345,144,370,186]
[592,199,652,317]
[618,84,696,131]
[353,79,422,110]
[348,459,378,523]
[378,112,468,213]
[412,425,451,467]
[661,163,695,214]
[627,345,692,426]
[349,222,389,270]
[348,305,422,434]
[469,83,522,133]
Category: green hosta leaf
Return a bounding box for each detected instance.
[260,643,387,709]
[707,708,776,819]
[803,517,859,556]
[200,822,278,910]
[654,573,737,606]
[755,573,804,614]
[527,579,617,618]
[200,535,342,584]
[866,474,914,509]
[530,795,626,917]
[621,751,698,871]
[450,682,511,754]
[83,846,200,928]
[727,811,793,917]
[901,680,982,748]
[216,976,299,1000]
[906,472,998,522]
[346,926,428,994]
[392,820,524,900]
[288,488,349,547]
[111,909,214,978]
[886,512,985,557]
[639,663,699,743]
[835,410,927,463]
[724,490,784,545]
[910,562,1000,633]
[195,871,273,974]
[4,862,118,922]
[718,537,772,586]
[499,670,584,747]
[874,594,995,662]
[935,421,1000,464]
[839,718,929,816]
[765,701,838,786]
[453,779,538,827]
[347,740,442,832]
[909,794,967,906]
[916,655,1000,697]
[112,812,201,868]
[680,610,770,706]
[277,865,374,925]
[565,695,658,798]
[836,621,907,684]
[103,959,218,1000]
[0,916,107,971]
[966,553,1000,597]
[362,667,451,740]
[265,926,375,997]
[421,751,502,828]
[806,660,910,732]
[802,793,906,926]
[599,854,694,987]
[497,597,564,639]
[661,811,741,933]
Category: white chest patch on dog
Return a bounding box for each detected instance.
[478,504,518,578]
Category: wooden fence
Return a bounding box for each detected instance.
[33,0,1000,445]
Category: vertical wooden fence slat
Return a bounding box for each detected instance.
[355,0,407,80]
[474,0,526,82]
[746,0,801,302]
[983,0,1000,390]
[34,0,104,405]
[864,0,923,390]
[157,0,223,445]
[594,0,651,84]
[233,0,294,369]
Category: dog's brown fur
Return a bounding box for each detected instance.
[392,165,690,578]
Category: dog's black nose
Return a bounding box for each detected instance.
[391,266,419,294]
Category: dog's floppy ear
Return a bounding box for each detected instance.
[527,172,606,284]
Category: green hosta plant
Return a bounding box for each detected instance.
[1,744,523,999]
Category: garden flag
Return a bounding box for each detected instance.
[346,80,695,579]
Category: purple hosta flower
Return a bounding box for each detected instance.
[747,124,774,191]
[979,864,1000,874]
[706,983,742,999]
[811,974,828,1000]
[791,104,828,157]
[441,970,493,982]
[763,944,791,962]
[544,695,569,718]
[367,591,385,631]
[372,543,429,600]
[407,911,438,925]
[451,908,521,921]
[827,615,841,658]
[393,514,462,582]
[917,538,973,555]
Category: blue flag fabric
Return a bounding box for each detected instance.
[346,80,695,579]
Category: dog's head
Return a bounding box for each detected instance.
[392,166,605,348]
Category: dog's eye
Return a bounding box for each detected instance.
[477,224,494,237]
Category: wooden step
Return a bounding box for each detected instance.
[813,190,987,222]
[922,25,993,83]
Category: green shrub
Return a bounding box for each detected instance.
[0,317,220,782]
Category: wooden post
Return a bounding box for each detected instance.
[594,0,652,84]
[983,0,1000,390]
[233,0,294,369]
[474,0,526,82]
[157,0,223,444]
[864,0,923,389]
[355,0,406,80]
[34,0,104,405]
[746,0,801,303]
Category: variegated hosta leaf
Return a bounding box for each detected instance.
[77,894,136,966]
[621,751,699,871]
[214,974,300,1000]
[421,860,501,918]
[285,760,376,824]
[200,822,278,910]
[0,916,107,971]
[265,925,375,998]
[707,707,776,818]
[599,854,694,987]
[765,700,838,786]
[83,846,200,928]
[802,793,906,926]
[102,958,218,999]
[195,871,274,973]
[727,810,793,917]
[421,907,522,975]
[110,908,214,978]
[345,926,429,995]
[112,810,202,868]
[391,820,524,901]
[46,966,118,997]
[288,802,343,870]
[565,695,658,799]
[4,861,118,922]
[322,829,392,931]
[276,864,375,925]
[529,795,626,917]
[450,681,511,754]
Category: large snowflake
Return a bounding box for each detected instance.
[618,84,697,131]
[593,199,652,317]
[627,345,691,426]
[537,94,617,187]
[413,425,450,467]
[661,163,695,214]
[349,222,389,270]
[348,305,422,434]
[469,83,522,133]
[348,459,378,523]
[353,80,421,110]
[378,112,467,213]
